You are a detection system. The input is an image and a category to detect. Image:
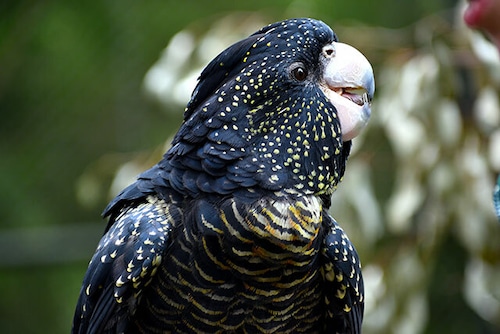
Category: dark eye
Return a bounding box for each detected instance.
[290,64,308,81]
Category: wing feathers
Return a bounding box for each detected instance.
[72,196,175,333]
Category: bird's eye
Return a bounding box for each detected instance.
[290,64,308,82]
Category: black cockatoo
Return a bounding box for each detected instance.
[72,18,374,333]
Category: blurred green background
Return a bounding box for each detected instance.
[1,0,500,333]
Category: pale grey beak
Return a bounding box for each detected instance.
[320,42,375,142]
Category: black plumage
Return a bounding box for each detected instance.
[73,18,373,333]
